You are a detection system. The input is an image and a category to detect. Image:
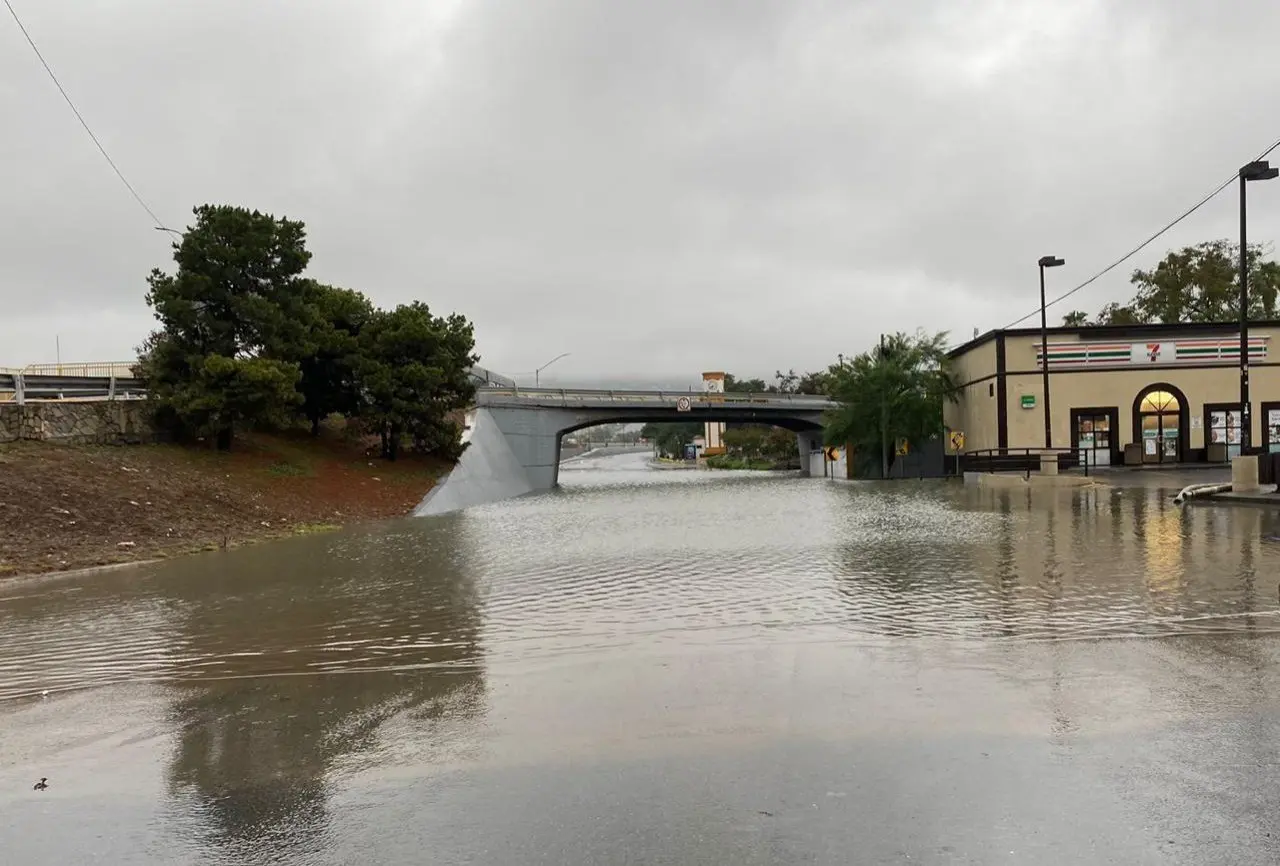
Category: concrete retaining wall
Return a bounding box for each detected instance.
[0,400,153,445]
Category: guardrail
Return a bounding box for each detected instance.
[476,386,836,408]
[960,447,1081,476]
[0,373,146,405]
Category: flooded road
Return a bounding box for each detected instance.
[4,454,1280,864]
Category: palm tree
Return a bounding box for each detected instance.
[824,332,957,478]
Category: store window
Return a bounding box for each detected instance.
[1073,409,1116,468]
[1205,403,1244,459]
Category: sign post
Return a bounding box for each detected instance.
[948,430,965,477]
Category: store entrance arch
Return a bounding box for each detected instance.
[1133,383,1188,464]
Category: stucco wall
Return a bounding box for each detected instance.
[945,338,999,453]
[948,324,1280,457]
[0,400,153,445]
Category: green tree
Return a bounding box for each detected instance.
[723,373,768,393]
[1061,310,1089,326]
[1073,241,1280,326]
[823,331,956,478]
[723,425,768,457]
[1129,240,1278,323]
[1093,301,1143,325]
[138,205,312,449]
[721,425,797,466]
[358,302,478,461]
[294,281,376,435]
[640,421,702,458]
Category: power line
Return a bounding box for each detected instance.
[1001,134,1280,330]
[4,0,164,227]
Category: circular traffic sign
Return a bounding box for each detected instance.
[676,396,692,412]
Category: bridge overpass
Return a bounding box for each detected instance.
[415,387,836,515]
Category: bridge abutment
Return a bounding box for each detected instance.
[796,430,823,477]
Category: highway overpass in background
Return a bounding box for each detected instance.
[415,386,835,515]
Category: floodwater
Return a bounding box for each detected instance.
[4,454,1280,864]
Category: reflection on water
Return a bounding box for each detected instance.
[161,522,486,860]
[5,461,1280,863]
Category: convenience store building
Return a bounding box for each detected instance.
[945,321,1280,466]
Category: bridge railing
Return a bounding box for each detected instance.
[18,361,139,378]
[476,386,835,407]
[0,372,146,404]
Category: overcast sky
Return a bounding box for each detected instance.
[4,0,1280,387]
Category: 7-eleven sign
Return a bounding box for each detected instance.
[1131,342,1167,364]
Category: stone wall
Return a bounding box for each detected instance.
[0,400,154,445]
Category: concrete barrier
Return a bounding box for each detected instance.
[1231,454,1261,493]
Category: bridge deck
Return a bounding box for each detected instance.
[475,387,836,411]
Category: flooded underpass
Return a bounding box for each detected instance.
[4,454,1280,864]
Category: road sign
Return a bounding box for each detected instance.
[895,438,909,456]
[675,396,692,412]
[824,446,841,462]
[949,430,965,452]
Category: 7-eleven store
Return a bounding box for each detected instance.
[945,321,1280,466]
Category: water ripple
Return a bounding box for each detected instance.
[4,468,1280,702]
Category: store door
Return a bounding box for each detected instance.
[1072,408,1116,469]
[1138,390,1181,464]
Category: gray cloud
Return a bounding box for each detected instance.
[4,0,1280,385]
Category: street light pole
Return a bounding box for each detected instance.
[1239,160,1279,452]
[1239,159,1280,452]
[1037,255,1065,450]
[534,352,571,387]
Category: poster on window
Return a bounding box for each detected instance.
[1270,408,1280,453]
[1209,410,1242,445]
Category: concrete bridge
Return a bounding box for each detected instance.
[415,387,836,515]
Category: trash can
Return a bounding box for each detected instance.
[1258,452,1280,486]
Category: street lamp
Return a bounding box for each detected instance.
[154,226,181,236]
[535,352,570,387]
[1037,255,1065,450]
[1239,160,1278,452]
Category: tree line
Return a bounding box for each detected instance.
[137,205,478,459]
[1063,240,1280,326]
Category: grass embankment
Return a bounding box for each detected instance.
[705,454,784,471]
[0,433,450,579]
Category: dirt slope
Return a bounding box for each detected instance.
[0,434,448,578]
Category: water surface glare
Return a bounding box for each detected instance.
[4,455,1280,864]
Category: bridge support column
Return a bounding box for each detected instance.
[796,431,823,477]
[415,405,588,516]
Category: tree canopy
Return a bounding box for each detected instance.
[137,204,477,456]
[1063,240,1280,326]
[640,421,703,458]
[823,331,956,477]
